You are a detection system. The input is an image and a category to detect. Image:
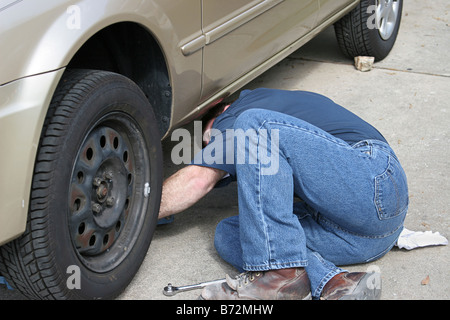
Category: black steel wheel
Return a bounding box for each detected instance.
[70,113,151,273]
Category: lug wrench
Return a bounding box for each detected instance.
[163,278,226,297]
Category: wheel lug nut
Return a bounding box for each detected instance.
[104,172,114,180]
[93,177,102,187]
[106,197,115,207]
[92,203,102,213]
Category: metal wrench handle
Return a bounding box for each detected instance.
[163,278,226,297]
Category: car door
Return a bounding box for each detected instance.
[200,0,319,101]
[317,0,355,25]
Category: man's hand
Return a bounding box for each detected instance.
[158,165,227,219]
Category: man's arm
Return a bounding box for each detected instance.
[158,165,227,219]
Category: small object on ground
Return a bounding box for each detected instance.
[355,56,375,72]
[163,279,226,297]
[421,275,430,286]
[396,228,448,250]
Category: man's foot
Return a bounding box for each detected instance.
[199,268,311,300]
[320,272,382,300]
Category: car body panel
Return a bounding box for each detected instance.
[175,0,359,126]
[201,0,319,102]
[0,0,204,128]
[0,69,65,245]
[317,0,353,24]
[0,0,359,245]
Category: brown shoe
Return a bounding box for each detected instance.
[199,268,311,300]
[320,272,382,300]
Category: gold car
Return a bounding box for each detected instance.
[0,0,402,299]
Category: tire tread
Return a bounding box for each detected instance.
[0,70,116,300]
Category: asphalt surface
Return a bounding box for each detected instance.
[1,0,449,300]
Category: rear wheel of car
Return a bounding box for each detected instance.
[334,0,403,61]
[0,70,163,299]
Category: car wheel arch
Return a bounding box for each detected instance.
[67,22,173,138]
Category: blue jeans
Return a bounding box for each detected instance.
[214,109,408,299]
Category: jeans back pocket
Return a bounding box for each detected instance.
[375,156,409,220]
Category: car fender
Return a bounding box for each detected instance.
[0,0,190,245]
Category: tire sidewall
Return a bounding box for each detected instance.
[366,0,403,60]
[45,72,162,299]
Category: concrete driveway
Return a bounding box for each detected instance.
[1,0,449,300]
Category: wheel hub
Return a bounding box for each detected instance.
[93,177,109,202]
[376,0,400,40]
[90,159,128,230]
[67,115,150,274]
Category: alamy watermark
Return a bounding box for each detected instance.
[66,5,81,30]
[66,265,81,290]
[367,4,381,30]
[366,2,397,31]
[366,265,382,290]
[171,121,280,176]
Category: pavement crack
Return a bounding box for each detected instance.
[291,57,450,78]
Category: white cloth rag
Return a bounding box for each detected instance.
[396,228,448,250]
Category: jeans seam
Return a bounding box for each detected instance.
[263,120,349,148]
[318,214,404,239]
[244,260,309,272]
[245,119,306,270]
[364,236,400,263]
[255,123,273,267]
[314,269,343,299]
[374,156,408,220]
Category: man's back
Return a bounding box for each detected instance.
[214,88,387,146]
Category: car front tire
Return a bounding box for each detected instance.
[0,69,163,299]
